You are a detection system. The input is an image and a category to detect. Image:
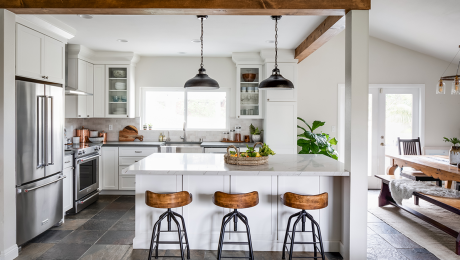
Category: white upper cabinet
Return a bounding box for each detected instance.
[44,36,65,84]
[264,63,298,102]
[105,65,133,118]
[93,65,105,117]
[264,101,297,154]
[236,65,263,119]
[16,24,65,84]
[86,62,94,118]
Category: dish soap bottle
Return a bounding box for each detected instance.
[159,133,163,142]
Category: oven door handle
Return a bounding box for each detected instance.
[76,154,100,164]
[78,189,100,204]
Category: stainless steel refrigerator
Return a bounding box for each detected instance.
[15,79,64,246]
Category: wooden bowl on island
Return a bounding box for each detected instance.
[242,73,256,82]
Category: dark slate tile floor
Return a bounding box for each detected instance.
[16,192,439,259]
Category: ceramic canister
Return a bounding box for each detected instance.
[449,146,460,165]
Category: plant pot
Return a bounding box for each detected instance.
[252,135,261,143]
[149,126,152,130]
[143,125,147,130]
[450,146,460,165]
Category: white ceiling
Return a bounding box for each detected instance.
[51,15,325,57]
[370,0,460,63]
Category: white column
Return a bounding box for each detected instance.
[342,10,369,260]
[0,9,18,260]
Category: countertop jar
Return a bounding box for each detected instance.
[229,130,235,141]
[234,126,242,142]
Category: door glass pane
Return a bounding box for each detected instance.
[108,67,128,116]
[385,94,413,169]
[368,94,372,176]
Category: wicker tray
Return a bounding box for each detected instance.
[224,142,268,166]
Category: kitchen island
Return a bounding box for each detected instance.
[124,153,349,253]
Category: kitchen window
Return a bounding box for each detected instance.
[141,87,229,130]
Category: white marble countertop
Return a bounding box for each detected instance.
[124,153,349,176]
[201,142,256,148]
[102,141,165,146]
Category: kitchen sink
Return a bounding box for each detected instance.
[161,142,203,153]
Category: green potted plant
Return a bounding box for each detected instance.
[249,124,262,142]
[148,123,153,130]
[143,124,147,130]
[297,118,338,160]
[443,137,460,165]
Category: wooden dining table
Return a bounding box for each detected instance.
[386,154,460,187]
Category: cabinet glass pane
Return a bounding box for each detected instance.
[108,67,128,116]
[239,68,260,116]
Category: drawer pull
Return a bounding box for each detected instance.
[135,161,139,162]
[135,151,142,153]
[64,161,71,163]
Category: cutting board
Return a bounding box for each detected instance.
[119,125,144,142]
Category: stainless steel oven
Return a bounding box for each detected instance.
[66,145,101,214]
[75,152,100,200]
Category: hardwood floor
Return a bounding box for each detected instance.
[16,192,438,259]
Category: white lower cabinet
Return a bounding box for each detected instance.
[100,147,158,192]
[101,147,119,190]
[63,154,73,212]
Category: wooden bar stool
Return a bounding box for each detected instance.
[281,192,328,260]
[145,191,192,260]
[213,191,259,260]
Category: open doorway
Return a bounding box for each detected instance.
[338,84,425,189]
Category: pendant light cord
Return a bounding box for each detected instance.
[274,17,278,69]
[200,17,204,69]
[441,47,460,78]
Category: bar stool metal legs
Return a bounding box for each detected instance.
[217,209,254,260]
[282,210,325,260]
[147,209,190,260]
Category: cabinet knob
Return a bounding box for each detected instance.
[238,116,240,118]
[42,76,45,79]
[87,115,89,117]
[45,76,48,79]
[78,115,81,117]
[127,115,129,117]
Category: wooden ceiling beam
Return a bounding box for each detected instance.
[295,15,346,63]
[4,0,370,15]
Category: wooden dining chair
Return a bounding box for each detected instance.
[397,137,443,188]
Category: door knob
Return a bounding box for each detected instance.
[380,143,385,146]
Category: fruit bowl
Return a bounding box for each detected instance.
[242,73,256,82]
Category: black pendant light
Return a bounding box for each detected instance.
[184,15,219,89]
[259,16,294,90]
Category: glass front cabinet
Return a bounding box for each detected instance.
[105,65,131,118]
[236,65,263,119]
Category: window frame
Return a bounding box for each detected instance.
[140,87,230,131]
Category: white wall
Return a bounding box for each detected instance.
[135,56,237,118]
[0,9,18,260]
[298,31,459,147]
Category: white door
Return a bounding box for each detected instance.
[44,36,65,84]
[378,88,420,175]
[16,24,45,80]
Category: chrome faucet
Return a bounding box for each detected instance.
[180,121,187,142]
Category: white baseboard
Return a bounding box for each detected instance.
[100,190,135,195]
[0,244,18,260]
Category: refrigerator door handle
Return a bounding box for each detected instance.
[37,96,45,169]
[20,175,65,193]
[46,96,54,166]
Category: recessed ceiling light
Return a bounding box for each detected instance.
[117,39,128,43]
[78,14,93,19]
[191,39,201,43]
[266,40,275,44]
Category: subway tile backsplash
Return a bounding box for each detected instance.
[65,118,263,142]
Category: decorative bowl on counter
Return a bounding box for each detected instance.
[112,70,126,78]
[242,73,256,82]
[89,137,104,143]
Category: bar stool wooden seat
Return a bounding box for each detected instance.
[213,191,259,260]
[281,192,328,260]
[145,191,192,260]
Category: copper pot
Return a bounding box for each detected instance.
[98,131,107,143]
[76,127,90,143]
